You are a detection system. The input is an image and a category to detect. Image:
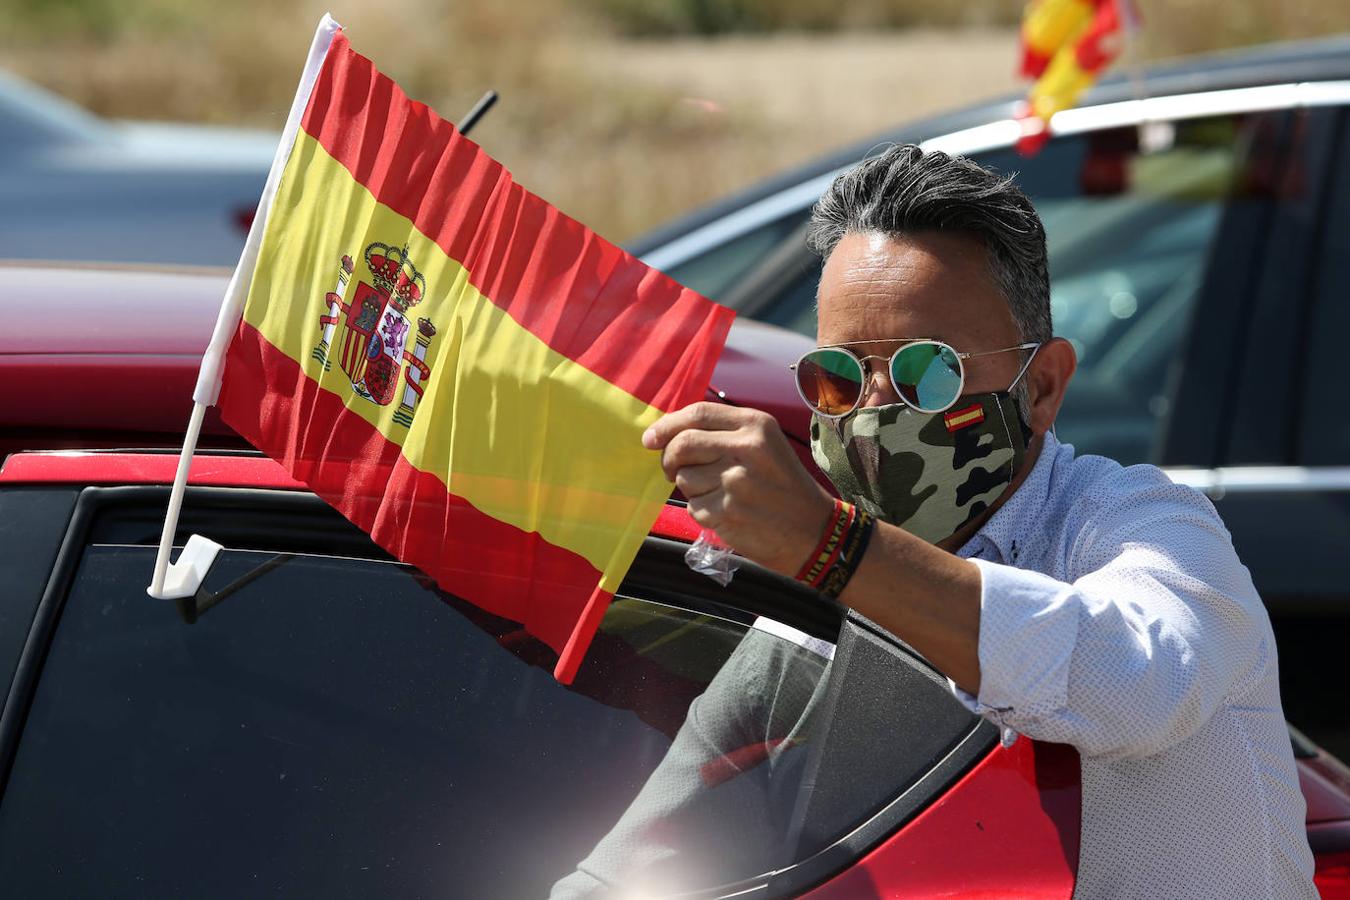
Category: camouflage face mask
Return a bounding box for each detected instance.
[809,392,1030,544]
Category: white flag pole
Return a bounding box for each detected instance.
[148,13,343,599]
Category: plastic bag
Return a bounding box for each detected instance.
[684,529,742,587]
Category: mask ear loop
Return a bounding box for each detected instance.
[1005,343,1045,440]
[989,391,1020,486]
[1001,343,1043,455]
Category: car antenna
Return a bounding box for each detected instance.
[457,90,498,136]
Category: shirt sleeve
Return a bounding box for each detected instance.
[962,475,1274,760]
[550,629,830,897]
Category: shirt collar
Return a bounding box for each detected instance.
[958,430,1062,564]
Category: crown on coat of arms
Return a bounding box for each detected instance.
[365,241,425,310]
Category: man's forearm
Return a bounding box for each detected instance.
[639,402,986,692]
[834,521,984,694]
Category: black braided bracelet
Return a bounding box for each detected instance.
[815,508,876,600]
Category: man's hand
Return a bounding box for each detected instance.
[642,402,835,576]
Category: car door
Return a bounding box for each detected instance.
[0,477,1076,898]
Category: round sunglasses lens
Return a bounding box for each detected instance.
[797,348,863,415]
[891,342,962,412]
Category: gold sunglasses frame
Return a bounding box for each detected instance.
[789,339,1041,417]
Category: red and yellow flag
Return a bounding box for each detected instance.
[1016,0,1136,154]
[213,24,734,682]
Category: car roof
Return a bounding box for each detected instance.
[627,34,1350,258]
[0,261,231,357]
[0,261,814,460]
[0,262,246,457]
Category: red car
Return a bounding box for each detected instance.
[1,262,1348,897]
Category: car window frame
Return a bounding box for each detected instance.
[0,486,79,708]
[638,81,1350,289]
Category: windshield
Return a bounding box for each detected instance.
[0,68,106,151]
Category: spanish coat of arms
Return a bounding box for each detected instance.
[311,242,437,428]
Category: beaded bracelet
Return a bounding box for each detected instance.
[795,498,852,588]
[795,499,875,599]
[816,508,875,600]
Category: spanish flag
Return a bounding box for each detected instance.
[205,17,734,682]
[1016,0,1136,154]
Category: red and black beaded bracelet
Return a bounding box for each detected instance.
[795,499,876,599]
[795,498,852,587]
[816,506,875,600]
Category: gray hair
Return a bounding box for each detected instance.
[806,144,1052,346]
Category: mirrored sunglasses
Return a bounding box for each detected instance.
[791,340,1039,417]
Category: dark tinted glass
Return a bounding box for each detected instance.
[1297,107,1350,466]
[0,536,971,897]
[974,117,1256,464]
[796,347,864,415]
[1,548,687,897]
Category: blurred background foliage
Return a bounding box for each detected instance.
[2,0,1348,240]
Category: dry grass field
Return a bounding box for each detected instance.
[2,0,1346,242]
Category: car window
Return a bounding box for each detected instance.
[0,510,979,898]
[0,70,106,151]
[1296,107,1350,466]
[660,213,805,300]
[972,118,1257,464]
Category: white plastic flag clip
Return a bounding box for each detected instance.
[144,13,343,601]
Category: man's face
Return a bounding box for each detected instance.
[816,230,1026,406]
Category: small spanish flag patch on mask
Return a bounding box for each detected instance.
[944,402,985,432]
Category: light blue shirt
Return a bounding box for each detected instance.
[953,432,1315,898]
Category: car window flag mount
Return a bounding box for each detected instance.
[146,14,342,605]
[146,14,734,685]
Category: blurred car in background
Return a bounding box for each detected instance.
[631,34,1350,760]
[0,262,817,476]
[1,261,1349,898]
[0,69,273,266]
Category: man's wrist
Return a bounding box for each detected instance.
[794,498,876,600]
[795,497,852,586]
